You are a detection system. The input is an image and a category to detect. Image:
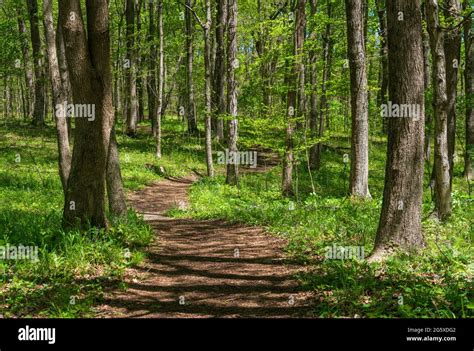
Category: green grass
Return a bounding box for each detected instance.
[1,115,472,318]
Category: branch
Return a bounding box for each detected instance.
[178,1,205,29]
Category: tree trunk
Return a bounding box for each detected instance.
[43,0,71,193]
[26,0,45,126]
[426,0,452,220]
[125,0,138,136]
[17,10,34,120]
[443,0,462,183]
[106,127,127,216]
[185,0,198,135]
[463,0,474,180]
[345,0,371,198]
[369,0,425,262]
[308,0,319,169]
[296,0,306,130]
[156,0,164,158]
[147,0,158,136]
[375,0,388,134]
[60,0,115,229]
[226,0,238,185]
[213,0,227,142]
[204,0,215,177]
[136,0,145,123]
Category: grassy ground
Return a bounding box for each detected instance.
[0,116,472,318]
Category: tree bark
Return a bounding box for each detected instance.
[147,0,158,136]
[463,0,474,180]
[43,0,71,193]
[125,0,138,136]
[308,0,319,169]
[213,0,227,142]
[204,0,215,177]
[369,0,425,262]
[17,10,34,120]
[60,0,115,229]
[106,127,127,216]
[185,0,198,135]
[226,0,238,185]
[375,0,388,134]
[26,0,45,126]
[443,0,462,183]
[156,0,164,158]
[296,0,306,130]
[345,0,371,198]
[426,0,452,220]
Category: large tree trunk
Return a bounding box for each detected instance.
[60,0,115,229]
[204,0,215,177]
[185,0,198,135]
[345,0,370,198]
[17,10,34,120]
[463,0,474,180]
[426,0,452,220]
[369,0,425,262]
[43,0,71,193]
[125,0,138,136]
[226,0,238,185]
[213,0,227,142]
[156,0,164,158]
[443,0,462,183]
[26,0,45,126]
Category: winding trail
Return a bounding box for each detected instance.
[97,172,315,318]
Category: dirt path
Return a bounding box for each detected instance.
[97,174,315,318]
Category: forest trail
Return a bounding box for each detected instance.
[97,172,315,318]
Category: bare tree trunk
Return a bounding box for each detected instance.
[426,0,452,220]
[156,0,164,158]
[26,0,45,126]
[283,1,305,196]
[136,0,145,123]
[213,0,227,142]
[369,0,425,262]
[185,0,198,135]
[43,0,71,193]
[443,0,462,183]
[17,10,34,120]
[375,0,388,134]
[204,0,215,177]
[345,0,371,198]
[463,0,474,180]
[125,0,138,136]
[106,127,127,216]
[296,0,306,130]
[60,0,115,229]
[308,0,319,168]
[147,0,157,136]
[226,0,238,185]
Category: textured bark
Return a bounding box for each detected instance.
[422,5,432,162]
[226,0,238,185]
[375,0,388,133]
[106,127,127,217]
[17,11,34,120]
[60,0,115,229]
[204,0,215,177]
[213,0,227,142]
[136,0,145,123]
[185,0,198,135]
[26,0,45,126]
[463,0,474,180]
[156,0,164,158]
[308,0,319,168]
[345,0,370,198]
[426,0,452,220]
[43,0,71,193]
[147,0,158,136]
[296,0,306,130]
[443,0,462,183]
[125,0,138,136]
[370,0,425,261]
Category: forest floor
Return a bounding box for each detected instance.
[97,173,315,318]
